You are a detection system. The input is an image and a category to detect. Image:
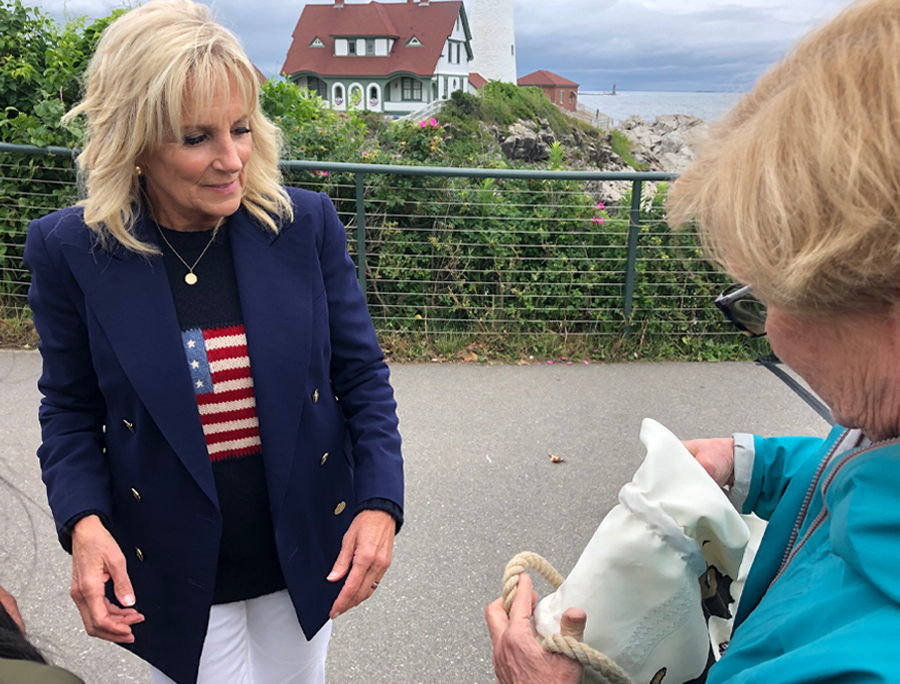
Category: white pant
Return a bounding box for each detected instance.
[149,590,332,684]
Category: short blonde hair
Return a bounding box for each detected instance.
[64,0,292,254]
[668,0,900,313]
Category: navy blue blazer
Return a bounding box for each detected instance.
[24,187,404,684]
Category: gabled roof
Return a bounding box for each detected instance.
[468,72,487,90]
[282,0,469,79]
[252,64,267,84]
[518,70,580,88]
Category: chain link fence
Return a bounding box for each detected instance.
[1,144,744,350]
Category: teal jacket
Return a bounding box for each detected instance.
[709,425,900,683]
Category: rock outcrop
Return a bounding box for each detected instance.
[499,119,553,162]
[617,114,708,174]
[493,112,709,205]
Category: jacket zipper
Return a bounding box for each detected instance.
[769,432,900,588]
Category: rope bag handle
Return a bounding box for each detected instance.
[502,552,636,684]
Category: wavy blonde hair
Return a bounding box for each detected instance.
[63,0,292,254]
[668,0,900,314]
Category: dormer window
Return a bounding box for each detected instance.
[406,36,422,47]
[309,37,325,48]
[348,41,356,55]
[366,38,375,56]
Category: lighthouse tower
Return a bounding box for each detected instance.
[468,0,517,84]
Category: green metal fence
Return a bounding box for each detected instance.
[1,142,740,345]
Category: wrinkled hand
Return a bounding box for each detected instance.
[70,515,144,643]
[485,573,587,684]
[327,510,395,619]
[0,582,25,633]
[683,438,735,488]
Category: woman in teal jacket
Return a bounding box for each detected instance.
[698,428,900,682]
[487,0,900,681]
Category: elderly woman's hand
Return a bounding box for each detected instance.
[683,438,735,488]
[485,572,587,684]
[0,582,25,633]
[327,509,395,618]
[70,515,145,643]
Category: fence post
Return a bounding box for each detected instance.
[622,179,643,338]
[355,172,367,293]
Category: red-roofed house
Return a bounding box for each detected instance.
[282,0,473,116]
[467,71,487,93]
[517,70,580,112]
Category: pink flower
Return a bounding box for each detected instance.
[429,117,437,126]
[547,360,554,365]
[561,356,567,361]
[583,360,589,365]
[596,201,605,209]
[321,170,328,177]
[566,362,573,366]
[591,216,605,226]
[420,120,428,128]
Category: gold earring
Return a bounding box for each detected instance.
[135,165,142,176]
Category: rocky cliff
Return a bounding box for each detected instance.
[617,114,708,175]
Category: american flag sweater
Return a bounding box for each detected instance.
[158,225,285,604]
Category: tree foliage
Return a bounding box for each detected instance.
[0,0,123,146]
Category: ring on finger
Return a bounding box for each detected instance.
[371,580,380,590]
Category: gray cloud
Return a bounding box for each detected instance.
[510,0,847,89]
[35,0,851,91]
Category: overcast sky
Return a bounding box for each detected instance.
[36,0,852,91]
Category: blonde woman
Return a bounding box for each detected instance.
[24,1,403,682]
[487,0,900,681]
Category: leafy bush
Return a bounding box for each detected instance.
[0,1,122,311]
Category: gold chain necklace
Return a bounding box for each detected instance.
[155,223,219,286]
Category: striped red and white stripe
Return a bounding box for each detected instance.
[194,325,262,461]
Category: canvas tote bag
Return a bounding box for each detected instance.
[506,418,759,684]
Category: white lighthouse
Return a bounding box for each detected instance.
[468,0,517,84]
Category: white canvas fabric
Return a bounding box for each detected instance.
[533,418,754,684]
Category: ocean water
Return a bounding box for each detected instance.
[578,91,745,125]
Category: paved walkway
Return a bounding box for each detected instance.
[0,351,828,684]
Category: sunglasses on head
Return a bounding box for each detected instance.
[715,285,767,337]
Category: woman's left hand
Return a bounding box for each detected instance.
[327,509,395,618]
[485,573,587,684]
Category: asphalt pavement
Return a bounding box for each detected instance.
[0,351,828,684]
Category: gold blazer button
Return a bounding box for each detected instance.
[320,452,329,466]
[123,419,135,432]
[334,501,346,515]
[135,548,144,562]
[131,488,141,502]
[312,389,319,404]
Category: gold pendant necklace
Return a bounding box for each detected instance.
[155,224,218,286]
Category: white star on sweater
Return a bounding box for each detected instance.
[187,339,196,348]
[196,380,204,388]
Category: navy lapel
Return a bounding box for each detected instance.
[60,213,218,506]
[229,207,314,518]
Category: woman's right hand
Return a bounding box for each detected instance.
[682,438,735,488]
[70,515,145,643]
